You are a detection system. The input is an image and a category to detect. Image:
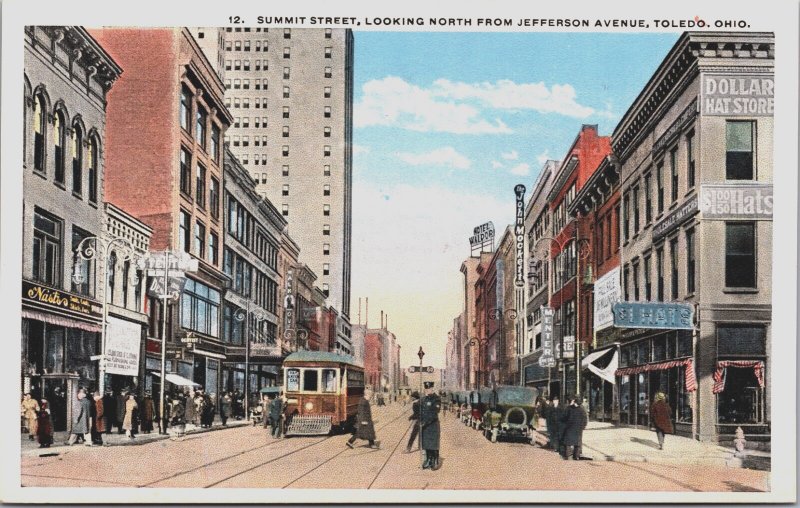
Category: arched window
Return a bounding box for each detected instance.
[33,95,45,171]
[88,136,98,203]
[71,124,83,195]
[108,251,117,305]
[53,111,65,184]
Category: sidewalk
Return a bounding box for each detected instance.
[534,421,770,471]
[21,417,252,457]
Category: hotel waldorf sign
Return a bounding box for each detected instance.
[701,74,774,117]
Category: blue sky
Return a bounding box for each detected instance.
[348,32,679,369]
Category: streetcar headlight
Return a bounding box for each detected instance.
[304,401,314,411]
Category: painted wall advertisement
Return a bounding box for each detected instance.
[701,74,774,116]
[699,183,773,219]
[105,316,142,376]
[593,267,621,332]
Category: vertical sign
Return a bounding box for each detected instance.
[538,306,556,368]
[284,269,295,329]
[514,184,526,288]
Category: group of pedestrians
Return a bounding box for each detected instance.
[542,394,589,460]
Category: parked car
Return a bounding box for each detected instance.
[481,385,540,443]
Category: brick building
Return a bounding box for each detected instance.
[90,27,233,392]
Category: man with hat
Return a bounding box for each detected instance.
[404,391,421,453]
[544,394,565,456]
[420,381,441,470]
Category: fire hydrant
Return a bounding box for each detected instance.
[733,426,747,455]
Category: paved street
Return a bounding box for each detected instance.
[21,403,769,492]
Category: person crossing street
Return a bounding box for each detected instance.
[420,382,441,470]
[346,387,380,449]
[404,391,420,453]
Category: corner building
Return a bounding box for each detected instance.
[612,32,773,443]
[222,27,354,322]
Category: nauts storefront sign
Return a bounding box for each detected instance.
[22,280,102,321]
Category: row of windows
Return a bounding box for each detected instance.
[225,100,333,120]
[225,39,333,58]
[595,204,621,264]
[552,182,576,234]
[253,165,332,182]
[224,27,333,38]
[180,147,221,219]
[178,209,220,265]
[226,192,280,268]
[179,86,222,166]
[224,51,333,66]
[229,122,334,139]
[29,94,100,203]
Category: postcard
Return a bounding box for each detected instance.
[1,0,796,504]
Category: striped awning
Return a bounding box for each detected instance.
[21,308,102,333]
[616,358,697,392]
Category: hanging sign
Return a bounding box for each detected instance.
[514,184,526,288]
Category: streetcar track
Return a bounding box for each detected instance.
[22,472,133,487]
[279,407,411,489]
[367,419,413,489]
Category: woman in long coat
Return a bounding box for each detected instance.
[21,393,40,441]
[346,388,378,448]
[184,390,196,426]
[115,391,127,434]
[91,392,105,445]
[123,393,138,438]
[36,400,53,448]
[650,392,674,450]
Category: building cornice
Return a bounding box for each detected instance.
[569,155,620,217]
[612,31,774,163]
[36,26,123,92]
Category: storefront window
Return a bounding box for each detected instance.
[676,366,693,423]
[717,367,765,424]
[637,341,650,364]
[636,373,648,425]
[178,361,192,381]
[619,347,629,368]
[666,331,676,359]
[619,375,631,423]
[652,336,666,361]
[207,359,219,395]
[45,326,65,373]
[67,329,97,385]
[677,331,692,357]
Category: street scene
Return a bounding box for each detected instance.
[14,15,781,500]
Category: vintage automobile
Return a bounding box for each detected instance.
[282,351,365,436]
[481,385,540,443]
[467,389,492,429]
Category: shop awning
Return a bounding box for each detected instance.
[616,358,697,392]
[22,308,102,333]
[713,360,764,394]
[152,372,200,387]
[581,347,618,384]
[190,348,227,360]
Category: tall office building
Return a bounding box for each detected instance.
[221,27,354,320]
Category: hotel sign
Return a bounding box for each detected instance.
[701,74,774,117]
[22,280,102,321]
[514,184,526,288]
[700,184,773,219]
[612,302,694,330]
[653,195,698,241]
[469,222,495,249]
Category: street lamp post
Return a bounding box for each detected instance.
[72,236,141,395]
[417,346,424,468]
[234,304,270,419]
[488,308,519,386]
[468,337,489,388]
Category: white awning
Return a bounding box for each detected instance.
[152,372,200,387]
[581,347,618,384]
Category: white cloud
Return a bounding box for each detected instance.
[510,163,530,176]
[351,181,512,368]
[432,78,599,119]
[352,144,370,155]
[536,150,552,165]
[355,76,512,134]
[501,150,519,161]
[491,160,504,169]
[396,146,471,170]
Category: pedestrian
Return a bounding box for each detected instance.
[420,382,442,470]
[115,390,126,434]
[140,391,155,433]
[560,395,588,460]
[650,392,673,450]
[346,387,380,449]
[67,388,92,446]
[102,390,116,434]
[544,395,564,454]
[123,392,138,439]
[405,391,421,453]
[21,392,40,441]
[90,391,105,445]
[269,392,285,438]
[201,392,215,428]
[36,399,53,448]
[261,393,270,429]
[220,392,232,426]
[169,395,186,438]
[184,389,196,428]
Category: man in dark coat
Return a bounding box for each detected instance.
[405,392,421,453]
[269,392,285,438]
[347,387,379,449]
[67,388,92,446]
[420,382,442,470]
[115,390,127,434]
[560,395,588,460]
[102,390,116,434]
[220,392,232,426]
[544,395,565,455]
[140,391,155,433]
[650,392,673,450]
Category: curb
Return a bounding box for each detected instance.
[22,421,251,457]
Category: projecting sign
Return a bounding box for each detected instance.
[701,74,774,117]
[538,306,556,368]
[612,302,694,330]
[105,316,142,376]
[561,335,575,360]
[514,184,526,288]
[593,267,621,332]
[699,184,773,219]
[139,250,199,275]
[469,222,495,249]
[147,276,186,299]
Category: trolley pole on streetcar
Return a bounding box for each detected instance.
[417,347,425,469]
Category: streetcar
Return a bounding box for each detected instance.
[481,385,540,443]
[282,351,365,436]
